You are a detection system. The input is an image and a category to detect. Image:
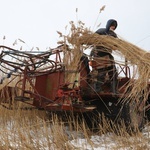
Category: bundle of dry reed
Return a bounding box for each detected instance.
[58,21,150,103]
[79,32,150,102]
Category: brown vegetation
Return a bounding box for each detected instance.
[0,106,150,149]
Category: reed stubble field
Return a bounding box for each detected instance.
[0,104,150,150]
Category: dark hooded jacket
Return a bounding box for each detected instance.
[96,19,118,38]
[91,19,118,57]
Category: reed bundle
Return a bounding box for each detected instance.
[58,21,150,103]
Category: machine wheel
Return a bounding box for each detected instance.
[121,101,145,132]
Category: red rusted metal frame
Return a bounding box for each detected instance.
[0,46,104,112]
[17,76,90,112]
[118,64,131,78]
[12,48,64,107]
[55,86,81,104]
[0,45,64,74]
[0,59,25,72]
[21,67,27,98]
[15,74,41,102]
[55,49,62,63]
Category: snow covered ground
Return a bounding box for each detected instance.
[68,126,150,150]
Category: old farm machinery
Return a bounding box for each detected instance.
[0,44,150,130]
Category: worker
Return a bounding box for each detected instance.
[90,19,118,93]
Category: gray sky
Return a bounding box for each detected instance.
[0,0,150,51]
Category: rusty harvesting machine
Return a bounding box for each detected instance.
[0,30,150,131]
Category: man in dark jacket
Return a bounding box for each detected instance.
[90,19,118,93]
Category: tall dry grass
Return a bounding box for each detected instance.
[0,106,150,149]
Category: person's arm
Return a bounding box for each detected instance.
[95,28,107,35]
[109,30,118,38]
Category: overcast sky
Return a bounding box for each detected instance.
[0,0,150,51]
